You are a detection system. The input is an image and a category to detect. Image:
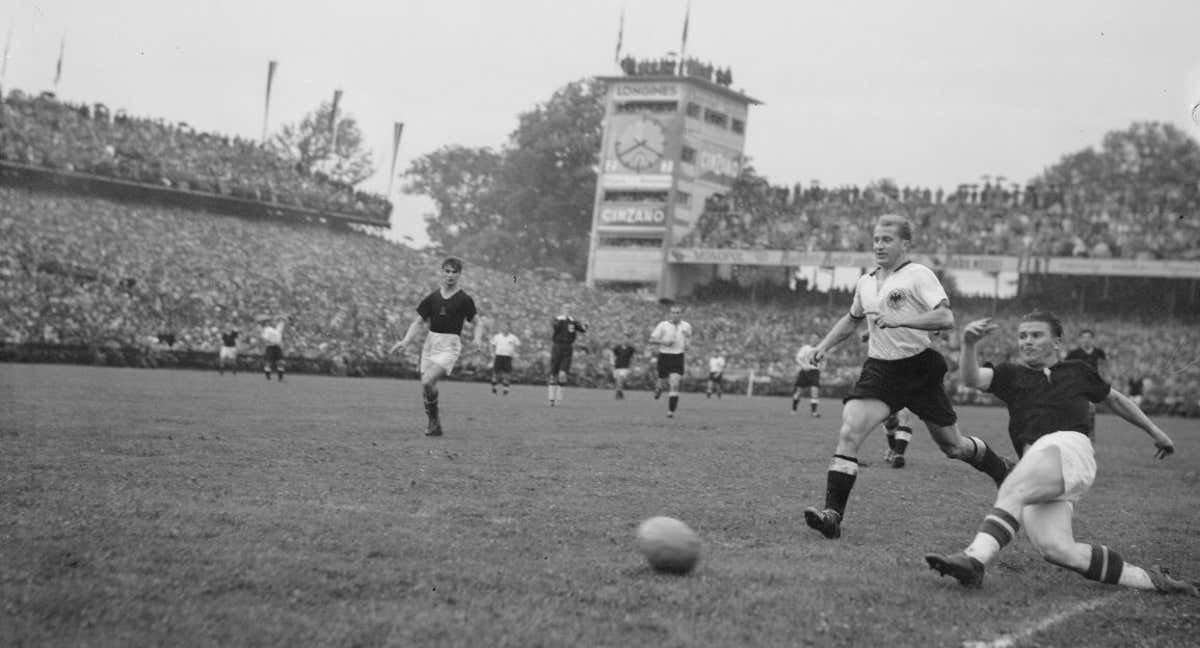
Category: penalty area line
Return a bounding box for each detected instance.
[962,593,1122,648]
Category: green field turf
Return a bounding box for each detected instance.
[2,364,1198,647]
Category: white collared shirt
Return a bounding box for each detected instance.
[850,262,948,361]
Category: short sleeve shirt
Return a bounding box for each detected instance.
[417,289,477,335]
[850,262,949,361]
[261,325,282,346]
[651,320,692,354]
[221,331,239,347]
[709,356,727,373]
[491,333,520,357]
[612,345,637,369]
[986,360,1112,454]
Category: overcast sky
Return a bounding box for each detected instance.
[4,0,1200,246]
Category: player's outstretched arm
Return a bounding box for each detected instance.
[814,313,861,362]
[1103,389,1175,459]
[959,318,997,390]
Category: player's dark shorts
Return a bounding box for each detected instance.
[845,348,956,427]
[265,345,283,366]
[493,355,513,373]
[549,344,574,374]
[794,369,821,389]
[657,353,685,379]
[708,371,724,382]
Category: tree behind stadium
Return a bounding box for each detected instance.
[1033,121,1200,215]
[271,100,376,187]
[404,78,605,278]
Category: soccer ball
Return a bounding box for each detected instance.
[636,516,701,575]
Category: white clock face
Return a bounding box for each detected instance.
[614,115,667,172]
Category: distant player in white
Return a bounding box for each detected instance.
[490,324,520,396]
[791,334,823,416]
[260,317,287,381]
[649,304,693,418]
[799,214,1013,540]
[706,352,727,399]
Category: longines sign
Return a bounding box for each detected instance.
[614,84,680,100]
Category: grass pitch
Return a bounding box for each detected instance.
[2,364,1198,647]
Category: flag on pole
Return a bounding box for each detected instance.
[1,20,14,87]
[614,5,625,64]
[261,60,278,143]
[53,32,65,89]
[679,0,691,68]
[328,89,343,155]
[387,122,405,195]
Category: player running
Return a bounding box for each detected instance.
[489,322,520,396]
[610,334,637,400]
[548,304,587,406]
[649,304,693,418]
[260,317,288,381]
[217,323,240,375]
[791,335,823,417]
[799,214,1012,540]
[390,257,478,437]
[706,351,727,399]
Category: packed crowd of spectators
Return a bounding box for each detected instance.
[3,186,1197,416]
[679,180,1200,260]
[0,90,391,222]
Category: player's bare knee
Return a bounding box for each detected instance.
[938,439,968,459]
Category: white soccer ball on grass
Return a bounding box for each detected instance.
[636,516,701,575]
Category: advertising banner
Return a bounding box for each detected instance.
[597,203,668,229]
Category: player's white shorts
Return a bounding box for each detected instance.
[219,346,238,361]
[1026,431,1096,503]
[613,368,630,381]
[421,332,462,374]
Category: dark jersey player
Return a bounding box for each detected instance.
[611,335,637,400]
[926,312,1195,597]
[218,326,239,375]
[548,305,587,406]
[390,257,478,437]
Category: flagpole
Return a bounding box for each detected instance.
[678,0,691,74]
[262,60,278,144]
[614,4,625,67]
[53,31,65,93]
[387,122,404,196]
[327,89,343,175]
[1,19,13,92]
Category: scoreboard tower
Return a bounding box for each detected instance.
[585,73,760,299]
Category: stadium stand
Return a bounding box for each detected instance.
[679,182,1200,259]
[3,183,1197,416]
[1,89,1196,416]
[0,90,391,222]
